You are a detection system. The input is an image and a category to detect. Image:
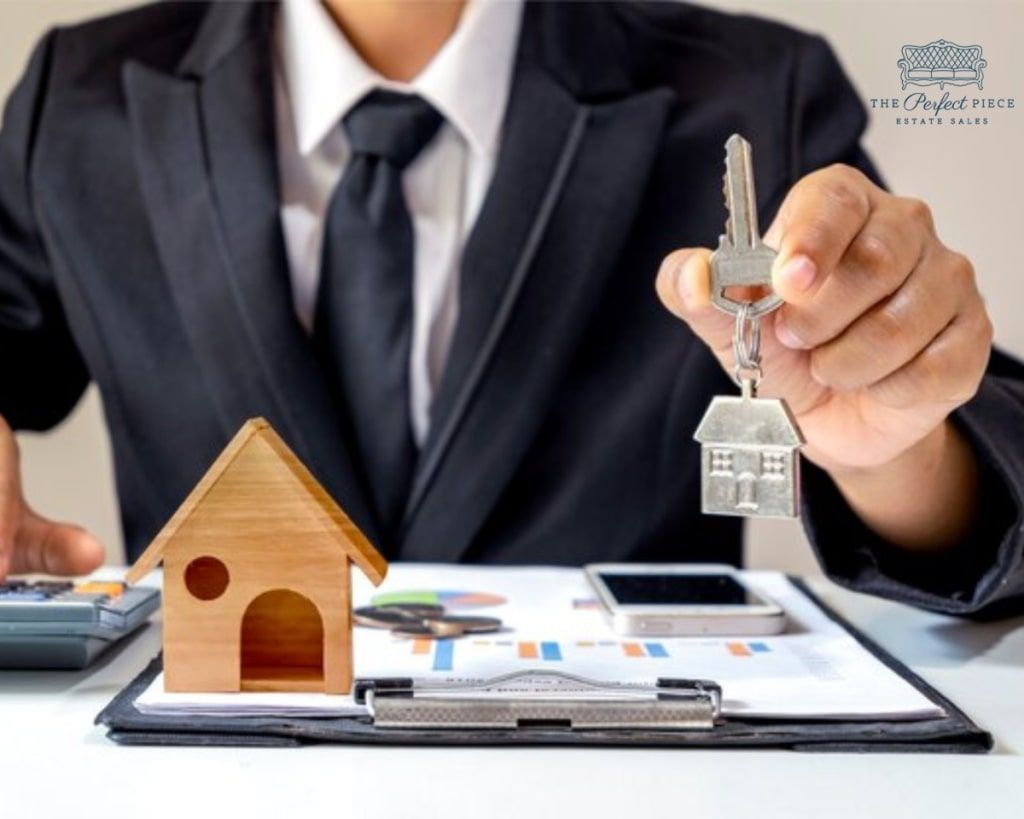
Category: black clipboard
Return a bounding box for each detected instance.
[94,578,992,752]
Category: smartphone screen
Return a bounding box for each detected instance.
[598,573,761,606]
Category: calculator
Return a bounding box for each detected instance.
[0,579,160,669]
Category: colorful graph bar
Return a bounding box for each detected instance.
[540,641,562,661]
[644,642,669,658]
[727,642,752,657]
[622,642,645,658]
[412,638,431,655]
[433,639,454,671]
[726,641,771,656]
[518,641,539,659]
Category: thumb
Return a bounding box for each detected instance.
[9,510,105,576]
[655,247,736,369]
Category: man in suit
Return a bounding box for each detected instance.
[0,0,1022,617]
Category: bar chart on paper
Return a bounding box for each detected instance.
[354,626,934,719]
[386,633,789,679]
[407,637,682,671]
[349,565,944,719]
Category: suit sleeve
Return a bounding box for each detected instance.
[0,30,90,431]
[789,36,1024,618]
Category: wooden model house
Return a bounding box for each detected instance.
[694,395,804,518]
[126,418,387,694]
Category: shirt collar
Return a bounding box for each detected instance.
[277,0,524,159]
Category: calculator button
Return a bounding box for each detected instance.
[74,581,125,598]
[0,591,49,601]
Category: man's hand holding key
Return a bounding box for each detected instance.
[657,155,993,552]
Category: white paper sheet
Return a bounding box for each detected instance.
[135,565,943,721]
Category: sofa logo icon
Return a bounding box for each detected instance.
[898,39,987,91]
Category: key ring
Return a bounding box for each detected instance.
[733,302,761,369]
[732,302,763,390]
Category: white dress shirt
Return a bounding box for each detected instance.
[273,0,523,445]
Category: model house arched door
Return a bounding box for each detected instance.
[240,589,325,692]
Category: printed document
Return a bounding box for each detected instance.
[136,565,942,721]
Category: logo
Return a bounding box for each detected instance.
[897,39,985,91]
[869,37,1015,127]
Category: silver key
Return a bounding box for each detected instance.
[708,134,781,318]
[695,135,804,519]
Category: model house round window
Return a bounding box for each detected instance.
[184,556,230,601]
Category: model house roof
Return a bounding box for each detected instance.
[694,396,805,447]
[126,418,387,586]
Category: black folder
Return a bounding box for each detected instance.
[95,579,992,752]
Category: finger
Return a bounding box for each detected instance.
[9,511,106,576]
[807,245,969,391]
[657,247,711,314]
[867,300,993,411]
[765,164,881,305]
[0,416,21,579]
[774,202,929,351]
[655,247,735,365]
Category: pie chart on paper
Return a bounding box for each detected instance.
[370,589,508,609]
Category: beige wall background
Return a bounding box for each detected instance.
[3,1,1022,571]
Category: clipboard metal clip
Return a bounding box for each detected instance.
[355,670,722,732]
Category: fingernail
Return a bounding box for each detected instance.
[777,254,817,292]
[774,315,807,349]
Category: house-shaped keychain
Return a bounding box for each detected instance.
[694,394,804,518]
[126,418,387,694]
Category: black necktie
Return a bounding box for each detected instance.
[313,91,443,538]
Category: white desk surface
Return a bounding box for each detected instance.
[3,571,1023,819]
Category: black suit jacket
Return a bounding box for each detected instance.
[2,1,1023,616]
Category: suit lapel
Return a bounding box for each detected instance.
[404,64,584,521]
[122,5,381,545]
[400,62,673,560]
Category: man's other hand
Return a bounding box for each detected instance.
[0,416,105,581]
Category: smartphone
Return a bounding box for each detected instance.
[584,563,785,637]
